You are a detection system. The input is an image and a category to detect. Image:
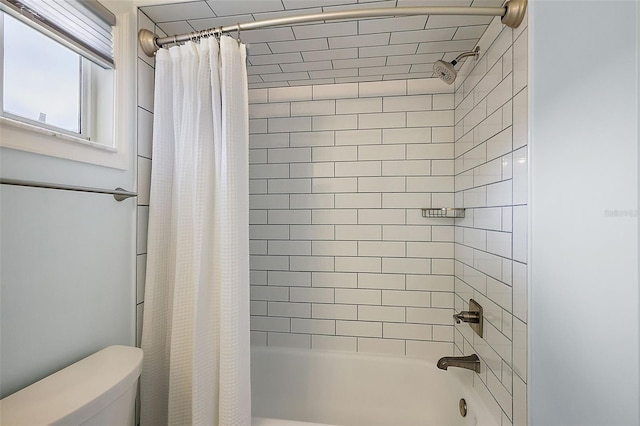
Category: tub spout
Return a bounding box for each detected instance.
[437,354,480,373]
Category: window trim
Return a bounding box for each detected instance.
[0,8,134,170]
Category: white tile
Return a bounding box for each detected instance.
[432,325,454,341]
[383,128,431,144]
[250,164,289,179]
[358,305,405,322]
[335,193,381,208]
[268,271,311,287]
[250,194,289,210]
[248,89,268,104]
[358,177,405,192]
[336,320,382,338]
[312,177,358,193]
[136,255,146,305]
[291,318,335,335]
[407,242,454,258]
[382,258,431,274]
[290,256,335,272]
[290,162,334,178]
[281,61,333,73]
[251,133,289,149]
[312,335,357,352]
[358,273,404,290]
[406,307,452,325]
[383,94,432,112]
[357,209,405,225]
[303,48,358,62]
[290,287,335,303]
[384,323,432,340]
[313,146,357,161]
[432,126,454,143]
[269,117,312,133]
[513,373,528,426]
[141,1,214,22]
[269,86,312,102]
[250,240,267,255]
[329,33,390,49]
[513,28,528,96]
[335,288,381,305]
[359,80,406,97]
[512,88,528,149]
[335,256,381,273]
[290,224,335,240]
[250,103,290,119]
[269,38,328,54]
[406,143,453,160]
[382,225,431,242]
[267,332,311,349]
[250,52,303,66]
[312,271,357,288]
[313,303,357,320]
[137,60,154,112]
[268,240,311,255]
[312,114,358,131]
[251,271,267,286]
[359,43,418,59]
[290,131,335,147]
[513,317,527,380]
[250,255,289,271]
[358,144,405,161]
[268,302,311,318]
[268,147,311,164]
[292,20,357,39]
[486,180,512,207]
[335,129,382,145]
[512,205,527,263]
[137,108,153,159]
[290,194,334,209]
[406,275,453,292]
[382,160,431,176]
[137,157,151,206]
[407,110,454,127]
[251,316,290,333]
[406,176,453,192]
[251,301,268,316]
[512,146,528,205]
[268,178,311,194]
[291,100,335,116]
[137,206,148,254]
[336,98,382,114]
[335,161,381,177]
[382,289,430,307]
[312,209,357,224]
[358,112,406,129]
[251,286,289,302]
[407,78,453,95]
[333,57,386,69]
[334,224,381,240]
[512,261,527,322]
[381,193,430,209]
[313,83,359,100]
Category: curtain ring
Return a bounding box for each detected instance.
[236,23,241,46]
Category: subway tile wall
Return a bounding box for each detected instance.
[248,77,458,359]
[452,16,528,426]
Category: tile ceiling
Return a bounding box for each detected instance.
[140,0,503,89]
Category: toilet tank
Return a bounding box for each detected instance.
[0,345,143,426]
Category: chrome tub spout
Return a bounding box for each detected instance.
[437,354,481,373]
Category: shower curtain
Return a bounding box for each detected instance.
[140,36,251,426]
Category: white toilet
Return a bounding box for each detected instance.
[0,345,143,425]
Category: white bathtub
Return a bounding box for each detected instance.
[250,347,498,426]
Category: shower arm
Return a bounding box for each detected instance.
[138,0,527,57]
[451,47,481,66]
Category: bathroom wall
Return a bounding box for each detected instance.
[451,16,528,425]
[248,78,458,358]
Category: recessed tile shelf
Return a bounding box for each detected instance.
[421,208,465,218]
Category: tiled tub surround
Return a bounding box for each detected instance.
[452,16,528,426]
[248,78,459,359]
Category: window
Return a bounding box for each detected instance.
[1,11,114,146]
[0,0,132,169]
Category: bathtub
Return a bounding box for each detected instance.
[250,347,498,426]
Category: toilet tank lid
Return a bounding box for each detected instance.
[0,345,143,425]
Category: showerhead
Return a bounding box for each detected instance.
[433,60,457,85]
[433,46,481,85]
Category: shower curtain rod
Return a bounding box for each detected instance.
[138,0,527,57]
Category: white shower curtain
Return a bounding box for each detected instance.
[140,36,251,426]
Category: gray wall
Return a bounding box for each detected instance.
[530,1,639,425]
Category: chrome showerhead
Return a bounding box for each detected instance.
[433,60,457,85]
[433,46,481,85]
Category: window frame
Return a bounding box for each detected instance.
[0,4,134,170]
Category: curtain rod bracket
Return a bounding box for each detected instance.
[138,28,159,56]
